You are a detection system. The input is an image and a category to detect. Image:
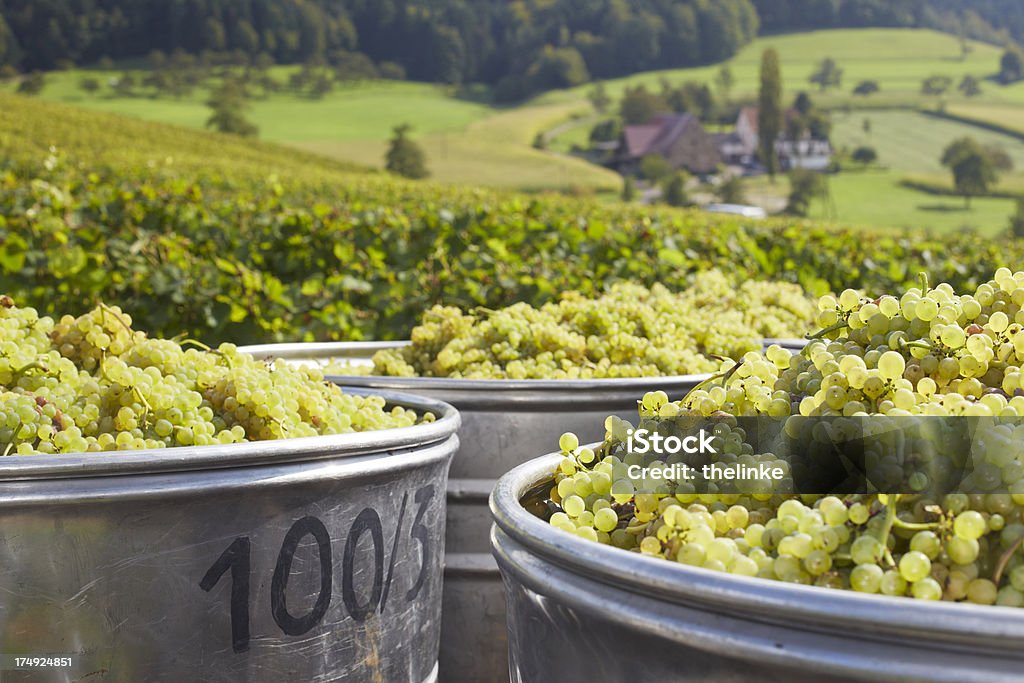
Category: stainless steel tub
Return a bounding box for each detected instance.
[0,388,459,683]
[491,453,1024,683]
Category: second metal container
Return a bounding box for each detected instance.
[242,341,809,682]
[491,453,1024,683]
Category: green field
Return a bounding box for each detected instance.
[832,110,1024,174]
[6,27,1024,229]
[2,70,619,193]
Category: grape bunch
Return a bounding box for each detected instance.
[538,269,1024,607]
[0,297,429,456]
[359,271,815,379]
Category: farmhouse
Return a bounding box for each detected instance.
[615,113,722,176]
[718,106,833,172]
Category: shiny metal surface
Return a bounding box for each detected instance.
[0,388,459,683]
[491,453,1024,683]
[240,342,710,683]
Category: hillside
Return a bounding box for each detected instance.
[0,91,1017,348]
[0,92,366,182]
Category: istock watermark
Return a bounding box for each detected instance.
[625,428,716,455]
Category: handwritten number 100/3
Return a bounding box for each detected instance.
[199,485,434,653]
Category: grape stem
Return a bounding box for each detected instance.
[13,360,49,377]
[2,416,23,456]
[806,319,849,340]
[179,339,234,368]
[679,360,745,403]
[992,534,1024,586]
[898,339,932,352]
[99,302,135,335]
[890,517,939,531]
[874,497,897,567]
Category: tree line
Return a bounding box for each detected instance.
[0,0,758,100]
[4,0,1023,102]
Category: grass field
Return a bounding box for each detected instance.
[5,27,1024,228]
[547,29,1016,108]
[1,70,619,193]
[745,172,1014,236]
[831,110,1024,174]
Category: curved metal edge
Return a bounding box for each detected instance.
[489,452,1024,652]
[240,340,411,359]
[240,340,806,409]
[423,661,439,683]
[491,525,1019,683]
[0,386,460,481]
[763,338,809,351]
[0,434,458,506]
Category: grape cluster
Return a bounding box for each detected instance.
[539,270,1024,607]
[0,297,428,456]
[362,271,815,379]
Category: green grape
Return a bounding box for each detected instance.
[559,432,580,453]
[850,564,883,593]
[880,570,907,596]
[911,577,942,601]
[953,510,986,541]
[538,271,1024,610]
[898,551,931,583]
[353,273,817,379]
[0,299,425,457]
[594,507,619,532]
[966,578,998,605]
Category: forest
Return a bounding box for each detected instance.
[0,0,1021,100]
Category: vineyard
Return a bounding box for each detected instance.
[0,93,1015,346]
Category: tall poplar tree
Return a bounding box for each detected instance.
[758,47,783,180]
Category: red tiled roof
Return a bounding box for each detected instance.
[621,113,699,159]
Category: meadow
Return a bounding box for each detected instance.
[4,28,1024,231]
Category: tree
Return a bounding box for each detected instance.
[714,65,735,102]
[758,48,783,179]
[640,155,672,183]
[1009,198,1024,239]
[921,75,953,96]
[16,71,45,95]
[863,117,872,136]
[940,137,999,208]
[148,50,168,71]
[958,75,982,97]
[1000,48,1024,85]
[589,118,621,144]
[78,77,101,95]
[851,146,877,164]
[786,169,826,216]
[662,80,715,120]
[621,176,637,202]
[386,124,429,179]
[310,73,333,99]
[587,82,611,113]
[113,73,136,97]
[526,46,589,91]
[852,80,879,96]
[620,85,666,125]
[715,176,746,204]
[205,78,259,137]
[793,92,813,115]
[809,57,842,92]
[662,172,689,207]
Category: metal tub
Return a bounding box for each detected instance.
[0,388,459,683]
[491,453,1024,683]
[243,342,815,682]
